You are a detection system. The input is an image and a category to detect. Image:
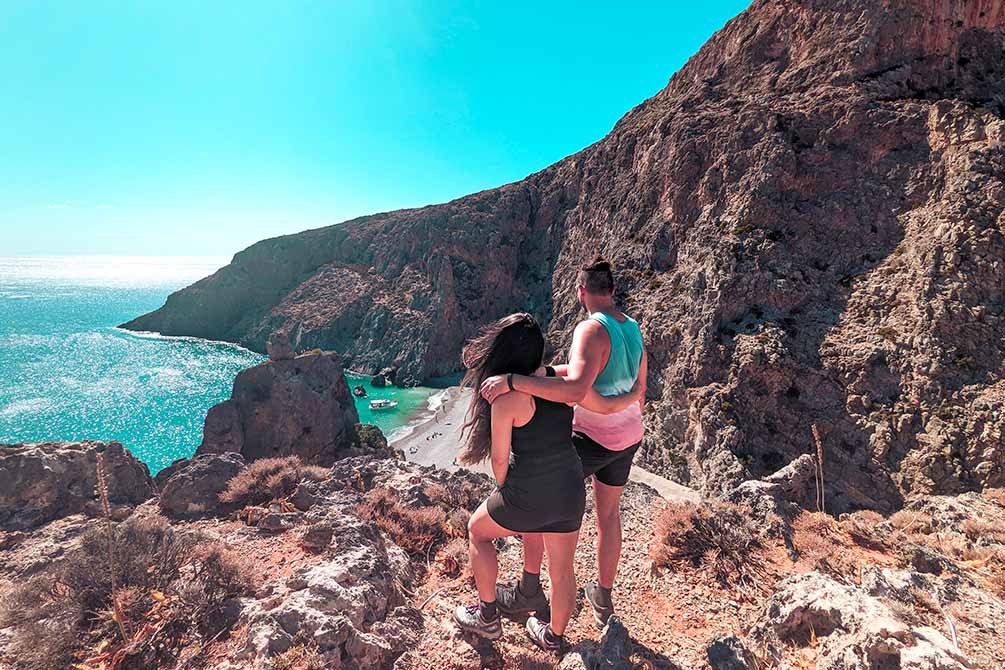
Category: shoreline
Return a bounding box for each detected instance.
[390,386,490,474]
[391,386,698,499]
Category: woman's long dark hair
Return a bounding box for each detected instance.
[458,312,544,464]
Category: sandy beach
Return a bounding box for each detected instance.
[391,386,698,500]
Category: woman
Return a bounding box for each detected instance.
[452,313,641,652]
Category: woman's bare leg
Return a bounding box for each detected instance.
[467,501,518,602]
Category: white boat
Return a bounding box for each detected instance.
[369,398,399,411]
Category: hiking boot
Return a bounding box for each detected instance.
[526,616,565,654]
[452,603,502,640]
[495,581,549,616]
[584,582,615,628]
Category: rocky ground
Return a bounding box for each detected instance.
[2,441,1003,670]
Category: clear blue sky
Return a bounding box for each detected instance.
[0,1,750,256]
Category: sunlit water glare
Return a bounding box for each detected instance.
[0,256,437,473]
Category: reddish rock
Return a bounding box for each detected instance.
[123,0,1005,510]
[197,350,360,466]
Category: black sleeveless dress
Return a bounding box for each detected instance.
[486,398,586,533]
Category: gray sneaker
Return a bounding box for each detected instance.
[526,616,564,654]
[584,583,614,628]
[495,581,549,616]
[452,603,502,640]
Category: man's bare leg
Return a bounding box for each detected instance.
[584,478,624,626]
[495,532,549,614]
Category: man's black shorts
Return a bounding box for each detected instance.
[572,431,640,487]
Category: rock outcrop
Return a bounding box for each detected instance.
[157,452,246,518]
[753,571,971,670]
[0,441,154,530]
[122,0,1005,512]
[197,349,360,465]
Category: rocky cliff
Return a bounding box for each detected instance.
[124,0,1005,511]
[196,349,361,465]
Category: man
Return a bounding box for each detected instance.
[479,257,647,627]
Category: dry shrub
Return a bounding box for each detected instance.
[961,518,1005,544]
[268,641,326,670]
[889,510,935,535]
[219,457,329,507]
[0,516,257,670]
[791,511,858,580]
[841,510,889,550]
[438,537,469,578]
[984,488,1005,508]
[356,486,462,555]
[649,501,762,586]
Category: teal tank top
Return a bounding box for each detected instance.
[589,311,643,396]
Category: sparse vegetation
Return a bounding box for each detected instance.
[268,641,327,670]
[356,486,466,555]
[0,516,255,670]
[841,510,889,550]
[650,501,762,587]
[219,456,329,507]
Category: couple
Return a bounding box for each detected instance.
[452,257,647,653]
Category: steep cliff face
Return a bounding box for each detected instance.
[124,0,1005,510]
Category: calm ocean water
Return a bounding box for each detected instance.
[0,256,436,474]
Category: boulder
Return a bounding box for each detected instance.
[753,572,971,670]
[235,512,416,669]
[266,331,295,361]
[559,617,633,670]
[158,452,246,518]
[707,635,758,670]
[0,441,153,530]
[299,523,334,551]
[198,350,360,466]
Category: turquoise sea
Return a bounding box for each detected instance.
[0,256,437,474]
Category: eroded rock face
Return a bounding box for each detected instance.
[198,350,360,465]
[0,441,154,530]
[123,0,1005,510]
[754,572,971,670]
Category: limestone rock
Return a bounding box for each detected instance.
[157,452,246,518]
[754,572,972,670]
[197,350,360,465]
[236,512,414,668]
[0,441,153,530]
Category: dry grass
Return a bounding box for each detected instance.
[356,486,466,556]
[219,456,329,508]
[268,641,327,670]
[961,517,1005,544]
[841,510,891,551]
[0,516,256,670]
[889,510,935,535]
[649,501,763,587]
[791,511,859,580]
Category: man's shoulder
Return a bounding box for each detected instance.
[574,318,607,338]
